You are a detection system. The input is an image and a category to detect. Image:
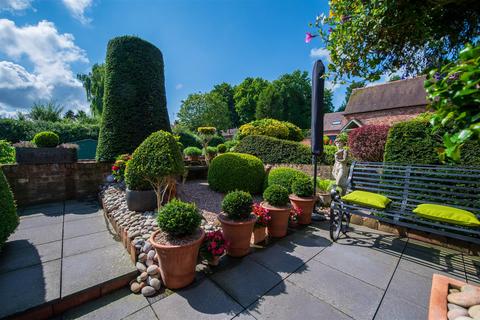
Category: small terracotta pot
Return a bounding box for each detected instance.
[289,195,317,225]
[150,229,205,289]
[251,226,267,244]
[218,214,256,257]
[208,255,221,266]
[261,202,291,238]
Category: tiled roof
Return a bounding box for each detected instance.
[323,112,347,132]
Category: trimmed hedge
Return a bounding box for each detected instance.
[208,153,265,194]
[0,170,18,250]
[0,140,15,164]
[384,120,442,164]
[0,118,99,143]
[459,140,480,166]
[348,125,390,162]
[175,130,202,149]
[238,118,303,141]
[33,131,59,147]
[266,167,310,193]
[96,36,171,161]
[263,185,289,207]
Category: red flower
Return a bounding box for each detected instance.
[112,165,119,171]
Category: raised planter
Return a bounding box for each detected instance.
[125,189,157,212]
[289,195,317,225]
[261,201,291,238]
[218,214,256,257]
[15,147,77,164]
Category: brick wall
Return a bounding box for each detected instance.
[2,161,111,207]
[345,105,426,126]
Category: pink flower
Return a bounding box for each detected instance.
[210,241,217,249]
[305,32,316,43]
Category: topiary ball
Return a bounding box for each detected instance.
[217,144,227,153]
[263,185,289,207]
[33,131,59,148]
[184,146,202,157]
[291,177,314,197]
[157,199,202,236]
[0,170,18,249]
[208,153,265,194]
[267,167,309,193]
[222,190,253,220]
[204,146,217,155]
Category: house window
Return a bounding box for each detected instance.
[332,120,341,125]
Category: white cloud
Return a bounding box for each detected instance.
[62,0,93,24]
[0,0,33,12]
[175,83,183,90]
[310,47,331,63]
[0,19,89,113]
[325,80,340,92]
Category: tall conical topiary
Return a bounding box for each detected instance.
[96,36,171,161]
[0,169,18,250]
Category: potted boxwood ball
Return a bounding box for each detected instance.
[289,177,316,225]
[150,199,204,289]
[261,185,291,238]
[217,190,256,257]
[184,146,202,162]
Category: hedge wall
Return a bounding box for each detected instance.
[96,36,171,161]
[0,119,99,143]
[0,169,18,249]
[459,139,480,166]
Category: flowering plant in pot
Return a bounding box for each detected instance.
[317,179,335,207]
[289,177,316,225]
[183,147,202,162]
[112,154,131,182]
[217,190,256,257]
[251,203,270,244]
[261,185,291,238]
[200,230,228,266]
[150,199,204,289]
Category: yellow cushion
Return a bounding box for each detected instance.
[413,204,480,227]
[342,190,391,209]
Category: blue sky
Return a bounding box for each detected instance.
[0,0,344,120]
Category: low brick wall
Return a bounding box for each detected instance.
[2,161,111,207]
[268,164,333,180]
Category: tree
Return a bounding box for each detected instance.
[28,101,64,122]
[256,83,284,120]
[323,88,335,113]
[64,110,75,120]
[337,81,365,112]
[234,77,269,125]
[211,83,238,128]
[77,63,105,117]
[96,36,171,161]
[312,0,480,81]
[177,92,231,131]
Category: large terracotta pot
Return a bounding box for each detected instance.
[261,202,291,238]
[289,195,317,225]
[251,226,267,244]
[218,214,256,257]
[150,229,205,289]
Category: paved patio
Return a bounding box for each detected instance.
[0,200,136,318]
[59,221,479,320]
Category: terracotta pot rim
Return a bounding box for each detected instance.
[218,213,256,225]
[149,229,205,249]
[260,201,291,210]
[289,194,317,201]
[317,191,330,195]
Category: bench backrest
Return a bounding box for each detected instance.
[347,162,480,217]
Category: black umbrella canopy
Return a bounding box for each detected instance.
[311,60,325,156]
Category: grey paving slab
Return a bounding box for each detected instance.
[17,213,63,230]
[122,306,158,320]
[64,201,103,222]
[8,222,63,245]
[0,239,61,273]
[61,243,136,297]
[275,230,331,260]
[63,215,109,239]
[151,278,244,320]
[248,280,352,320]
[231,310,257,319]
[374,290,427,320]
[209,257,284,308]
[386,268,433,308]
[464,255,480,284]
[0,259,61,318]
[18,202,64,217]
[63,288,148,320]
[286,259,384,320]
[63,230,120,257]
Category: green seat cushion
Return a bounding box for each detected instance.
[341,190,391,209]
[413,204,480,227]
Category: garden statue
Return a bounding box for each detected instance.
[332,135,348,195]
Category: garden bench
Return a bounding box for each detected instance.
[329,161,480,244]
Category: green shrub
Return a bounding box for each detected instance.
[33,131,59,147]
[184,146,202,157]
[235,135,311,164]
[217,143,227,153]
[263,185,289,207]
[0,140,15,164]
[125,131,184,194]
[96,36,171,161]
[0,170,18,249]
[173,128,202,149]
[384,120,442,164]
[322,145,337,165]
[209,135,225,147]
[238,118,303,141]
[459,140,480,165]
[204,146,217,155]
[317,179,335,192]
[267,167,309,193]
[221,190,253,220]
[157,199,202,236]
[224,139,238,151]
[208,153,265,194]
[291,177,314,197]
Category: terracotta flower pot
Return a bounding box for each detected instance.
[251,226,267,244]
[208,255,221,266]
[218,214,256,257]
[261,202,291,238]
[289,195,317,225]
[149,229,205,289]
